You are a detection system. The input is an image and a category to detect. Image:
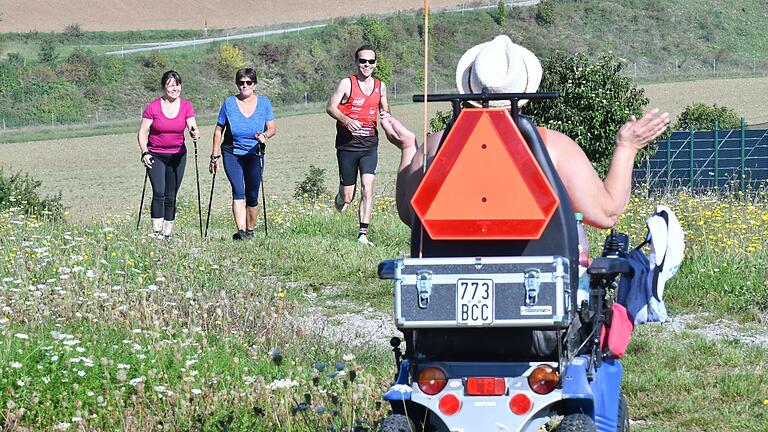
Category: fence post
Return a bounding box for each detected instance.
[666,133,672,187]
[689,126,695,188]
[740,116,746,192]
[714,120,719,190]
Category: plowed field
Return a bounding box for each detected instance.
[0,0,479,32]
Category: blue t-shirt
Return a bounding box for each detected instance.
[217,95,276,155]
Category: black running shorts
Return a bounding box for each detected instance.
[336,149,378,186]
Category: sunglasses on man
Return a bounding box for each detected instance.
[357,58,376,65]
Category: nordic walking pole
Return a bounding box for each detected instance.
[259,142,268,237]
[204,170,217,239]
[136,169,148,230]
[192,129,203,237]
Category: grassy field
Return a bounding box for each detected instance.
[1,191,766,430]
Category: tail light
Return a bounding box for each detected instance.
[418,367,447,395]
[527,364,559,394]
[466,377,506,396]
[509,393,532,415]
[438,393,461,416]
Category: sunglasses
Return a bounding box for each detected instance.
[357,58,376,65]
[237,80,255,86]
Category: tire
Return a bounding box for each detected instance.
[555,413,597,432]
[617,394,630,432]
[380,414,416,432]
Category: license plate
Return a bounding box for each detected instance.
[456,279,494,325]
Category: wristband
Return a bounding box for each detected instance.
[210,154,221,162]
[141,151,150,161]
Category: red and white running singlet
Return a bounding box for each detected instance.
[335,75,381,150]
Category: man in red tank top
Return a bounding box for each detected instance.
[326,45,390,245]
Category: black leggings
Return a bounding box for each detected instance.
[147,151,187,221]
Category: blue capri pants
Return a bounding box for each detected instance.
[222,150,264,207]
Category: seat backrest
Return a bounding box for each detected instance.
[410,114,579,289]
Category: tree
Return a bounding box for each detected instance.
[524,51,649,176]
[674,103,741,130]
[496,1,507,27]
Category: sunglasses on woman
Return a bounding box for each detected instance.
[238,80,255,86]
[357,58,376,65]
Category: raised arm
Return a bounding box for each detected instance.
[379,81,390,116]
[550,108,670,228]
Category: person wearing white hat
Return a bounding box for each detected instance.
[381,35,670,229]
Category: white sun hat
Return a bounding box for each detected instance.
[455,35,542,107]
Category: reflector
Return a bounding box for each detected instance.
[466,377,506,396]
[411,108,558,240]
[438,393,462,416]
[509,393,532,415]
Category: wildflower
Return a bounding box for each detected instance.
[129,377,144,386]
[191,388,202,395]
[342,354,356,361]
[313,361,326,372]
[335,361,346,371]
[267,378,298,390]
[10,361,22,369]
[14,333,29,340]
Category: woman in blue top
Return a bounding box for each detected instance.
[210,68,277,240]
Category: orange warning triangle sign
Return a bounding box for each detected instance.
[411,108,558,240]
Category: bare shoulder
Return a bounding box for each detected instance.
[337,77,352,92]
[541,128,582,167]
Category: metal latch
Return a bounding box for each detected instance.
[524,269,541,306]
[416,270,433,309]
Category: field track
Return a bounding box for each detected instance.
[0,0,475,33]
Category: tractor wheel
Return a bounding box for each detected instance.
[380,414,416,432]
[617,394,630,432]
[555,413,597,432]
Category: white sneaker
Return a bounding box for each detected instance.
[357,234,374,246]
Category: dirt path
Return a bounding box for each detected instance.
[0,0,530,33]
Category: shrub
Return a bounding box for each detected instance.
[38,39,57,66]
[143,50,168,69]
[294,165,328,201]
[60,48,96,83]
[674,103,741,130]
[429,110,452,133]
[536,0,556,26]
[525,51,649,176]
[0,62,20,95]
[64,23,83,39]
[217,44,245,78]
[0,169,64,219]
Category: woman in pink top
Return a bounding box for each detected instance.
[137,70,200,238]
